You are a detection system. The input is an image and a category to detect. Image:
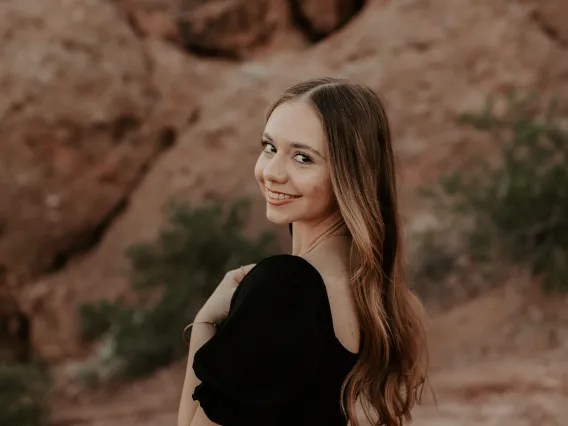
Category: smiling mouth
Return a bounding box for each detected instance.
[266,189,301,201]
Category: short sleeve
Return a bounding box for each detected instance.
[191,255,328,425]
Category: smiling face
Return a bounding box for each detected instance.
[254,100,338,226]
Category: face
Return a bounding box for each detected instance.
[254,100,338,226]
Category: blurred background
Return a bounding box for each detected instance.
[1,0,568,425]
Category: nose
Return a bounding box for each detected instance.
[262,155,287,184]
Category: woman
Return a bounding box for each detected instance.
[178,77,428,426]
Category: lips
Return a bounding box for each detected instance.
[265,188,300,206]
[266,189,300,200]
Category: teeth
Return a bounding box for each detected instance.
[268,190,298,200]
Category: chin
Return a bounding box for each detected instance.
[265,209,291,225]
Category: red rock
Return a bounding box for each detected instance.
[293,0,365,39]
[0,0,198,288]
[111,0,182,41]
[178,0,291,58]
[520,0,568,45]
[6,0,568,377]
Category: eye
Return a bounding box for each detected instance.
[261,140,276,154]
[261,140,313,164]
[294,152,313,164]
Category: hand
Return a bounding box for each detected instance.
[196,264,256,323]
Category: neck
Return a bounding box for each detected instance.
[290,214,349,256]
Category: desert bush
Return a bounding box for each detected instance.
[77,197,278,382]
[416,91,568,293]
[0,362,49,426]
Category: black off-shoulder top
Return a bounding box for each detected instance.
[192,254,360,425]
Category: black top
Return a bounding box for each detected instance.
[192,254,360,425]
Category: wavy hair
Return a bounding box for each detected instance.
[266,78,429,426]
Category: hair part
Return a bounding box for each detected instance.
[267,77,429,426]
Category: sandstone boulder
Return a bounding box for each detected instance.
[0,0,185,284]
[178,0,290,58]
[293,0,366,39]
[521,0,568,45]
[111,0,181,41]
[20,0,568,361]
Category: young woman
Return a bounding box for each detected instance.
[178,77,428,426]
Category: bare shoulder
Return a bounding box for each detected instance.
[303,251,360,354]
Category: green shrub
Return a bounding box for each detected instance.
[418,91,568,292]
[0,362,49,426]
[78,197,278,381]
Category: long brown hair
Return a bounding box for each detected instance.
[266,77,429,426]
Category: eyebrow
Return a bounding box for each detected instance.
[262,132,325,159]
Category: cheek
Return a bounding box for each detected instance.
[301,173,334,204]
[254,157,264,183]
[320,180,336,208]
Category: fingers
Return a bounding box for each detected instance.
[242,263,255,273]
[234,263,256,283]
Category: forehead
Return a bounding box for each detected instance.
[264,100,326,153]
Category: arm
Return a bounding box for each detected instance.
[177,317,216,426]
[178,264,255,426]
[189,406,220,426]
